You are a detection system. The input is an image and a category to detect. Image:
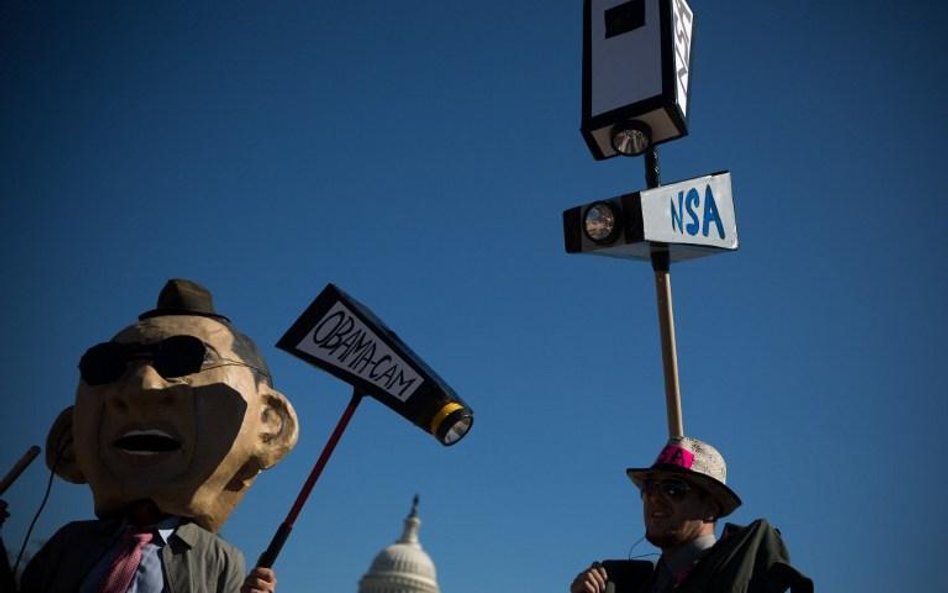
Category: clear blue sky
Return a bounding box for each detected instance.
[1,2,946,592]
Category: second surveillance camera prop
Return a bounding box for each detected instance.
[257,284,475,569]
[277,283,473,446]
[581,0,695,159]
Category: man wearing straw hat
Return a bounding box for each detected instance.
[569,436,811,593]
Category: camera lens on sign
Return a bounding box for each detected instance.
[611,122,652,156]
[583,202,619,244]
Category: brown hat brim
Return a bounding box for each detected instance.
[138,308,230,322]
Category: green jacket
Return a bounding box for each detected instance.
[677,519,812,593]
[19,519,245,593]
[606,519,812,593]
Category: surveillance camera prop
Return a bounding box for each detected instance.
[277,284,473,446]
[581,0,695,159]
[563,171,737,261]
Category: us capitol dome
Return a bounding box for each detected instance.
[358,496,440,593]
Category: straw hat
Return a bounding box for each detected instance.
[626,436,741,517]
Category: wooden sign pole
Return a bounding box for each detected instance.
[644,146,684,439]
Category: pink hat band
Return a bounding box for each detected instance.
[654,443,696,470]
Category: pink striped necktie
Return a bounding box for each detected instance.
[98,529,154,593]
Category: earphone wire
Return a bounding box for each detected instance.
[12,440,66,576]
[627,533,659,561]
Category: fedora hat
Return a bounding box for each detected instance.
[626,436,741,517]
[138,278,230,322]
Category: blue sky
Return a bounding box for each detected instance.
[1,2,946,592]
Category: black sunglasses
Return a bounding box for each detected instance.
[639,477,696,501]
[79,335,265,386]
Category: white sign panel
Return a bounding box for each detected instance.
[295,301,423,402]
[641,171,738,250]
[671,0,694,117]
[589,0,663,118]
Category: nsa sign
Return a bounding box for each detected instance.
[642,171,737,250]
[563,171,738,262]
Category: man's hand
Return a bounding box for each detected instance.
[570,562,609,593]
[241,566,276,593]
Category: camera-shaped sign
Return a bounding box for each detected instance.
[277,284,473,446]
[563,171,737,261]
[581,0,695,160]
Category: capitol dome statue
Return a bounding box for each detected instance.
[358,496,440,593]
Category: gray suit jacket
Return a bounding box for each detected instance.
[19,519,245,593]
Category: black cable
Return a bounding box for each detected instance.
[12,441,66,576]
[627,533,659,561]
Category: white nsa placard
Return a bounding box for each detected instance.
[640,171,738,250]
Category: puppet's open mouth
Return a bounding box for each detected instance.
[113,429,181,454]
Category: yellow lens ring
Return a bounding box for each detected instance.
[429,401,464,435]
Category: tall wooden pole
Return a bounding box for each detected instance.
[644,146,684,438]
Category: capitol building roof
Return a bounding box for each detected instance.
[358,497,440,593]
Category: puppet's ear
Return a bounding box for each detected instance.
[45,407,86,484]
[255,387,299,469]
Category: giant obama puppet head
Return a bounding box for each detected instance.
[47,279,299,532]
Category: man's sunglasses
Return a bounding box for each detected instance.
[79,335,266,385]
[639,477,696,501]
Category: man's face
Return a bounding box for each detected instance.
[71,315,291,531]
[640,473,717,550]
